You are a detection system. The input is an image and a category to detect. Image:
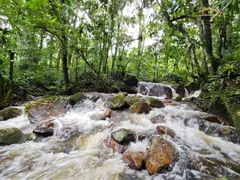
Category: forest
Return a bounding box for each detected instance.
[0,0,240,179]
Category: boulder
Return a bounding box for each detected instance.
[25,96,68,124]
[185,82,198,94]
[124,95,143,107]
[103,138,126,154]
[104,109,112,118]
[150,115,165,124]
[68,92,86,106]
[130,102,151,114]
[156,125,175,138]
[127,86,138,94]
[0,107,22,121]
[146,136,179,175]
[174,96,182,102]
[122,152,145,170]
[163,86,173,99]
[124,74,138,86]
[146,97,164,108]
[33,122,54,137]
[208,97,232,124]
[0,128,26,145]
[109,92,128,109]
[163,99,172,103]
[111,129,135,145]
[171,84,186,97]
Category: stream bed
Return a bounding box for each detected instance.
[0,91,240,180]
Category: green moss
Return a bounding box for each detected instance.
[124,95,141,106]
[0,128,27,145]
[220,88,240,133]
[69,92,86,106]
[110,92,128,109]
[24,96,67,114]
[0,107,22,121]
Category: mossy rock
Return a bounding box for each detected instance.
[146,97,164,108]
[0,128,26,146]
[68,92,86,106]
[25,96,68,124]
[220,88,240,133]
[174,96,182,102]
[109,92,128,109]
[130,102,151,114]
[124,95,143,107]
[124,74,138,86]
[0,107,22,121]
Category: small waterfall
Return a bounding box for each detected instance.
[138,82,177,98]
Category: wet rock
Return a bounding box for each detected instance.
[104,109,112,118]
[146,136,179,175]
[98,114,106,120]
[109,92,128,109]
[156,125,175,138]
[28,133,37,141]
[122,152,145,170]
[33,122,54,137]
[111,129,135,145]
[171,84,185,97]
[124,95,143,107]
[103,138,126,154]
[163,86,172,99]
[208,97,232,124]
[0,107,22,121]
[146,97,164,108]
[185,82,198,94]
[124,74,138,87]
[150,115,165,124]
[205,116,228,125]
[25,96,68,124]
[127,86,138,94]
[138,134,146,141]
[163,99,172,103]
[0,128,26,145]
[68,92,86,106]
[130,102,151,114]
[174,96,182,102]
[219,127,232,136]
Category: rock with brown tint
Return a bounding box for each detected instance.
[146,97,165,108]
[138,134,146,141]
[103,138,126,154]
[104,109,112,118]
[98,114,106,120]
[170,103,178,106]
[163,99,172,103]
[122,152,145,170]
[205,116,221,124]
[150,115,165,124]
[146,136,179,175]
[219,127,232,136]
[156,125,175,138]
[130,102,151,114]
[44,121,54,127]
[25,96,67,124]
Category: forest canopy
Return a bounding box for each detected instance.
[0,0,239,100]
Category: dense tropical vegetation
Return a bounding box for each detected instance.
[0,0,239,129]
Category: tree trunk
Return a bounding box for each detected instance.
[61,40,70,87]
[200,0,217,74]
[60,0,70,87]
[0,72,4,102]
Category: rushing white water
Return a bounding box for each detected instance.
[0,93,240,180]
